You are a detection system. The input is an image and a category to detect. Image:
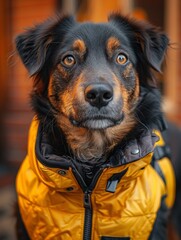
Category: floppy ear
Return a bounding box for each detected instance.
[16,15,75,76]
[109,14,169,73]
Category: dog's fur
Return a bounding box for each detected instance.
[16,14,168,165]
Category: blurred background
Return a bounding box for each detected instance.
[0,0,180,239]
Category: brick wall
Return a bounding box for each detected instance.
[176,9,181,123]
[3,0,56,166]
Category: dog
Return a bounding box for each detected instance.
[15,13,175,240]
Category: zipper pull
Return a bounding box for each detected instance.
[106,168,128,193]
[106,179,119,193]
[84,191,91,209]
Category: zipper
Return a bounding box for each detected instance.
[83,191,92,240]
[83,168,105,240]
[72,165,105,240]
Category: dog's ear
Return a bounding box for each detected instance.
[109,14,169,73]
[15,15,75,77]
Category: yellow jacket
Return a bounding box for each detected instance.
[16,118,175,240]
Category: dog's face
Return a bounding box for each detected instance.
[48,23,140,130]
[16,14,168,159]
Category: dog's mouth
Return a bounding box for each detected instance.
[70,114,124,130]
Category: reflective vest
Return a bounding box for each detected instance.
[16,118,175,240]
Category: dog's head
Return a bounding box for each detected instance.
[16,14,168,158]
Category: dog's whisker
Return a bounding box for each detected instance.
[134,113,150,132]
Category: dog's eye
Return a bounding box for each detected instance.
[62,55,76,67]
[116,53,128,65]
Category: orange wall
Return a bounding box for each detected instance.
[77,0,123,22]
[4,0,56,165]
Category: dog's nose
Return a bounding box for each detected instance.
[85,83,113,108]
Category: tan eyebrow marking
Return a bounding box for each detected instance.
[106,37,121,56]
[73,39,86,55]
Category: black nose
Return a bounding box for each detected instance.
[85,83,113,108]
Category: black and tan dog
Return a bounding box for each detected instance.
[16,14,175,240]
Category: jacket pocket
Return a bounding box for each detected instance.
[101,237,130,240]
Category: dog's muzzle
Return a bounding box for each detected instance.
[69,83,124,130]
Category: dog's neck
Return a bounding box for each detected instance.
[57,114,136,163]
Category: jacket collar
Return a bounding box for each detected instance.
[35,120,159,169]
[27,118,160,191]
[108,130,159,167]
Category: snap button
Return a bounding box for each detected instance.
[66,187,74,192]
[131,148,140,155]
[58,170,67,176]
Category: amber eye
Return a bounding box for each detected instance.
[116,53,128,65]
[62,55,76,67]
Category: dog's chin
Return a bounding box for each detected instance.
[70,115,124,130]
[82,119,117,130]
